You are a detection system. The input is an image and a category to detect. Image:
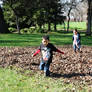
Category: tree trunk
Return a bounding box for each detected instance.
[86,0,91,36]
[67,7,72,32]
[48,22,51,31]
[63,21,66,31]
[0,6,10,33]
[67,16,70,32]
[54,23,57,32]
[54,15,57,32]
[16,15,20,34]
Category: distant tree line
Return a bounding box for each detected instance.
[0,0,66,33]
[0,0,91,35]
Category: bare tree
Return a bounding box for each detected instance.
[61,0,83,32]
[71,1,87,22]
[86,0,92,36]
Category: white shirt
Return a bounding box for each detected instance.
[73,34,78,45]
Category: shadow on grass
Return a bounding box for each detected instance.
[50,72,92,78]
[0,40,31,43]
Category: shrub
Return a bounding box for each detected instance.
[8,27,16,33]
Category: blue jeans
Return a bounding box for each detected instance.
[73,44,81,52]
[39,58,51,76]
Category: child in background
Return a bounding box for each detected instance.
[72,29,81,53]
[32,35,64,77]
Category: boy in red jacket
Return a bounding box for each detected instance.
[32,35,64,76]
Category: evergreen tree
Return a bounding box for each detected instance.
[0,6,10,33]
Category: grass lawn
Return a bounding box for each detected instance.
[0,68,91,92]
[57,22,86,31]
[44,22,86,31]
[0,32,92,46]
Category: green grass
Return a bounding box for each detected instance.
[45,22,86,31]
[57,22,86,31]
[0,32,92,47]
[0,68,91,92]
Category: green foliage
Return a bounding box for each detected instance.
[2,0,65,33]
[8,27,16,32]
[3,5,15,26]
[20,27,36,34]
[3,0,36,31]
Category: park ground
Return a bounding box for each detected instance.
[0,31,92,92]
[0,46,92,92]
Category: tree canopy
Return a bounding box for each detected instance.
[0,0,66,33]
[0,0,91,35]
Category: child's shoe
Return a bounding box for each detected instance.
[44,71,50,77]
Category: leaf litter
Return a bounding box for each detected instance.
[0,46,92,85]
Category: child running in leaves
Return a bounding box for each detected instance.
[32,35,64,77]
[72,29,81,53]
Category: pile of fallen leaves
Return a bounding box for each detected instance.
[0,46,92,83]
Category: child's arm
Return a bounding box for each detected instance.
[56,49,64,54]
[72,36,74,41]
[32,49,40,57]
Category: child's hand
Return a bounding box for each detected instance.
[32,54,34,57]
[61,52,64,54]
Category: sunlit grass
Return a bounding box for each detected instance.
[57,22,86,31]
[0,32,92,47]
[0,68,91,92]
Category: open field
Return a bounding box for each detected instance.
[43,22,86,31]
[57,22,86,31]
[0,27,92,92]
[0,32,92,47]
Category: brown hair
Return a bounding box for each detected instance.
[74,28,78,32]
[42,35,49,40]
